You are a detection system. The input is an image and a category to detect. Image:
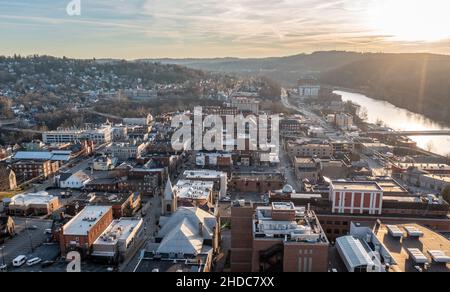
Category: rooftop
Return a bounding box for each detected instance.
[374,223,450,272]
[174,180,214,200]
[63,206,112,236]
[331,181,382,192]
[253,203,328,244]
[94,218,143,246]
[10,191,57,207]
[183,170,226,180]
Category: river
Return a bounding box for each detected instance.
[335,90,450,157]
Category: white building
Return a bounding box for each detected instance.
[9,191,60,215]
[42,126,112,144]
[123,114,154,126]
[58,171,92,189]
[184,170,228,200]
[174,180,214,205]
[298,78,320,98]
[107,141,147,161]
[92,218,144,259]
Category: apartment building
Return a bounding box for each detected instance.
[231,201,329,272]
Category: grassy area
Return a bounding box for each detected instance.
[0,191,21,200]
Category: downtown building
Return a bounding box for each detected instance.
[231,201,329,272]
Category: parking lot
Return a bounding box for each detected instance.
[1,217,53,269]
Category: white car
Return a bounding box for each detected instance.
[0,264,7,272]
[26,257,42,266]
[12,255,27,267]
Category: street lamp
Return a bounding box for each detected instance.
[19,197,34,253]
[0,246,5,266]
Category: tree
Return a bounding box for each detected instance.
[442,186,450,204]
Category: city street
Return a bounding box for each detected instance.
[120,194,162,272]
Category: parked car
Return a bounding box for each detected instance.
[0,264,7,272]
[12,255,27,267]
[26,257,42,266]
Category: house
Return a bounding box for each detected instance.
[0,216,15,239]
[0,165,17,191]
[58,171,92,189]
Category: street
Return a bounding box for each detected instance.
[120,194,161,272]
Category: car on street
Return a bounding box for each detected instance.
[26,257,42,266]
[12,255,27,267]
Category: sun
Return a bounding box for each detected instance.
[366,0,450,42]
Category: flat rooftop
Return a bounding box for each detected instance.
[423,174,450,183]
[374,223,450,272]
[272,202,295,211]
[375,179,409,194]
[254,204,328,244]
[94,218,143,246]
[331,181,382,192]
[174,180,214,200]
[184,170,225,179]
[63,206,112,236]
[10,191,57,206]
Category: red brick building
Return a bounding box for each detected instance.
[231,201,329,272]
[330,181,383,215]
[60,206,113,256]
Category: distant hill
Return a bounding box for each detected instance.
[138,51,366,85]
[145,51,450,124]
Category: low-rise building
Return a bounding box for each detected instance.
[0,166,16,191]
[230,172,284,194]
[330,181,383,215]
[196,153,233,168]
[11,160,59,181]
[92,218,144,262]
[400,168,450,193]
[286,140,333,158]
[337,221,450,272]
[174,180,214,208]
[8,191,60,216]
[43,126,112,144]
[107,141,147,161]
[183,170,228,200]
[0,216,15,239]
[92,156,118,171]
[60,206,113,256]
[58,171,92,189]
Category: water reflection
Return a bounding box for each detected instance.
[335,90,450,157]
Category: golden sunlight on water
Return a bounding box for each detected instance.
[336,91,450,157]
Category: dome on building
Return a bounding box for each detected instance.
[282,184,295,194]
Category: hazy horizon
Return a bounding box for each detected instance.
[1,0,450,59]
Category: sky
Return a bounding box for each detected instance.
[1,0,450,59]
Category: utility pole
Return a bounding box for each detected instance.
[21,197,34,253]
[1,246,5,266]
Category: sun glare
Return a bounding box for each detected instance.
[367,0,450,42]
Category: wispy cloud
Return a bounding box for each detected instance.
[0,0,449,58]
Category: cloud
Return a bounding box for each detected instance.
[0,0,449,58]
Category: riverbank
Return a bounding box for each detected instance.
[335,90,450,157]
[325,85,450,127]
